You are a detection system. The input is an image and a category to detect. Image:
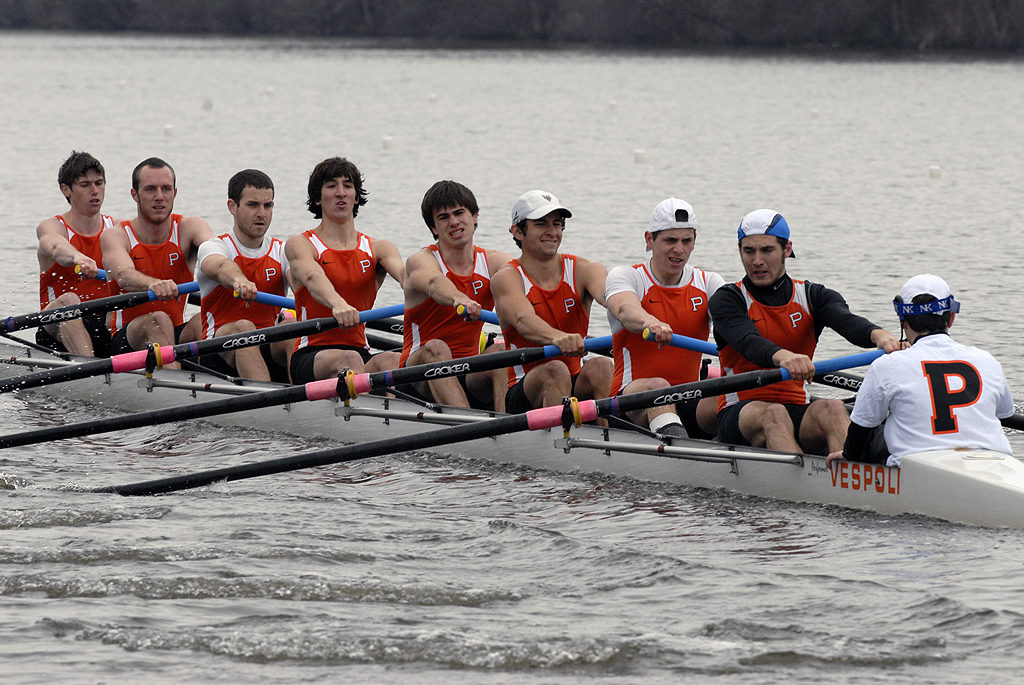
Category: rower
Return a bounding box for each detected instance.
[396,180,511,410]
[35,151,115,357]
[491,189,612,413]
[827,274,1014,467]
[709,209,902,454]
[102,157,213,369]
[605,198,725,439]
[285,157,405,384]
[195,169,292,382]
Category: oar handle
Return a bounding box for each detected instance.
[455,304,500,326]
[778,349,883,382]
[642,328,718,356]
[150,281,199,301]
[248,291,294,309]
[75,265,108,281]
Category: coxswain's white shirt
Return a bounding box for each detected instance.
[850,333,1014,466]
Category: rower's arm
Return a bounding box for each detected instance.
[36,218,98,277]
[576,257,609,308]
[491,267,565,345]
[405,249,478,316]
[180,215,214,270]
[285,234,359,328]
[200,249,256,303]
[605,265,671,340]
[709,285,781,366]
[372,238,405,288]
[101,223,166,293]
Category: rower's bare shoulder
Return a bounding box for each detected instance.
[484,247,513,273]
[35,215,63,240]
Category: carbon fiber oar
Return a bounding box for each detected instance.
[0,304,403,394]
[0,336,610,449]
[95,349,876,496]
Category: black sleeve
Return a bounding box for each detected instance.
[841,421,889,465]
[709,284,781,368]
[806,282,881,348]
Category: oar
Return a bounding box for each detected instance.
[0,336,612,450]
[1,282,200,334]
[0,304,403,394]
[255,291,503,326]
[813,367,1024,431]
[95,350,873,496]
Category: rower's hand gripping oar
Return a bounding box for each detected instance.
[96,348,874,496]
[1,281,200,334]
[0,304,404,394]
[0,335,612,450]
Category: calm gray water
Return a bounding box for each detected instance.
[2,32,1024,684]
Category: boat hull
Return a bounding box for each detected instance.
[2,343,1022,528]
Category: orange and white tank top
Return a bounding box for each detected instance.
[610,263,713,395]
[400,246,493,366]
[718,279,816,409]
[110,215,194,331]
[200,233,287,339]
[39,214,113,307]
[502,254,590,388]
[294,230,377,351]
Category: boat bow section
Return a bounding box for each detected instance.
[898,450,1024,527]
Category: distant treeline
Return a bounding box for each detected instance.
[2,0,1024,52]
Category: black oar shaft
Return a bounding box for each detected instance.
[0,316,341,394]
[1,291,151,333]
[0,381,328,449]
[97,365,782,497]
[95,413,530,496]
[0,338,580,448]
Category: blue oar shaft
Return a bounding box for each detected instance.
[252,291,501,325]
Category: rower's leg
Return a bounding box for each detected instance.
[737,401,802,452]
[465,340,507,412]
[312,348,367,379]
[126,312,180,369]
[522,360,573,409]
[406,339,470,407]
[215,319,271,382]
[798,399,851,455]
[43,292,94,356]
[574,356,613,401]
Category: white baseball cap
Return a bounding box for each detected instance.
[899,273,954,303]
[511,190,572,224]
[894,273,960,320]
[649,198,698,232]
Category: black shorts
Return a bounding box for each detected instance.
[289,344,373,385]
[35,313,111,358]
[197,344,290,384]
[110,321,187,355]
[716,400,810,447]
[505,373,579,415]
[616,390,714,440]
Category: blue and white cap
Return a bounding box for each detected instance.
[893,273,961,320]
[737,209,795,257]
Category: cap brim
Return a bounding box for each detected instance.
[525,203,572,220]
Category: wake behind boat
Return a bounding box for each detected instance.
[1,339,1022,528]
